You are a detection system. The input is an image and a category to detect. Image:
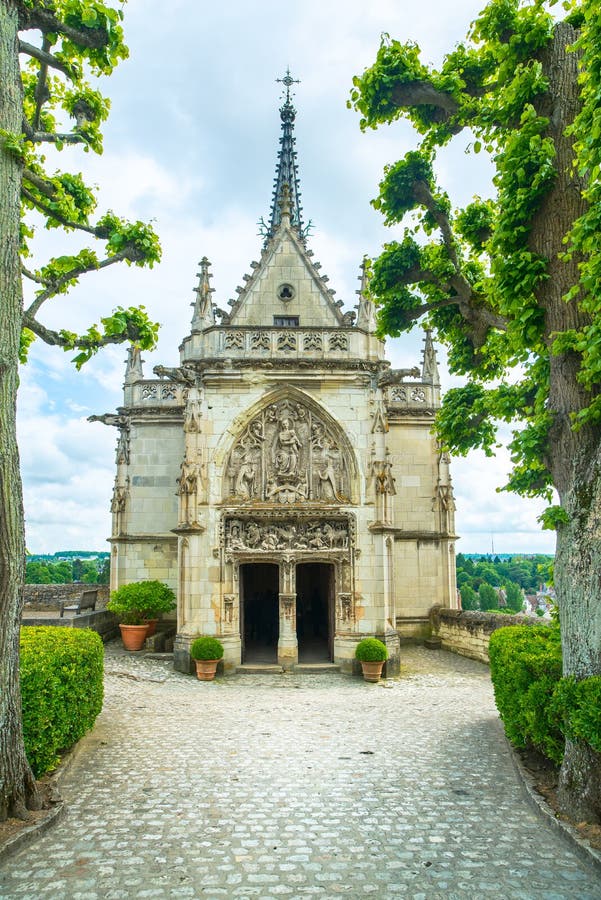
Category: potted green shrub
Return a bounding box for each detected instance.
[355,637,388,683]
[108,581,176,650]
[190,636,224,681]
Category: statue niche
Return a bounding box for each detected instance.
[225,398,350,504]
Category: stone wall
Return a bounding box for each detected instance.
[24,584,110,611]
[429,605,545,664]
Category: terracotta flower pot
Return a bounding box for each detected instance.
[360,660,385,683]
[119,623,148,651]
[194,659,220,681]
[145,618,159,637]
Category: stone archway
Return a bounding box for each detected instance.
[220,388,359,507]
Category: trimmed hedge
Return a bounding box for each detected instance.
[489,623,601,765]
[20,626,104,777]
[355,637,389,662]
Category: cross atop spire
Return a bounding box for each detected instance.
[276,68,300,104]
[262,69,307,246]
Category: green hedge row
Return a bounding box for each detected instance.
[20,626,104,777]
[489,624,601,765]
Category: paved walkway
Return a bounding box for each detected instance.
[1,645,600,900]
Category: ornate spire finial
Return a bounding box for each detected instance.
[191,256,215,331]
[422,329,440,385]
[276,68,300,104]
[124,344,144,384]
[262,70,307,246]
[356,257,377,333]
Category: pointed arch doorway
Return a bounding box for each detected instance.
[296,562,334,663]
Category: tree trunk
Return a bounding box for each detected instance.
[0,0,40,821]
[554,450,601,822]
[530,21,601,822]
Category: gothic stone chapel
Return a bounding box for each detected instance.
[94,74,458,676]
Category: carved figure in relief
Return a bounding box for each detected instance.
[226,399,349,504]
[274,417,301,476]
[235,457,256,500]
[316,440,343,501]
[177,454,203,525]
[111,477,129,535]
[111,478,129,513]
[225,518,350,553]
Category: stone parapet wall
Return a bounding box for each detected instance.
[429,605,544,664]
[24,583,110,610]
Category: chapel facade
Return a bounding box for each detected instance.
[94,76,458,676]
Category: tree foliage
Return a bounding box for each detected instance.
[0,0,161,822]
[350,0,599,494]
[10,0,161,364]
[351,0,601,820]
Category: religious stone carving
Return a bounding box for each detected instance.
[115,424,130,466]
[225,517,350,553]
[411,388,426,402]
[183,388,202,433]
[111,476,129,534]
[161,384,177,400]
[225,399,350,504]
[177,451,204,525]
[329,333,348,351]
[390,387,407,402]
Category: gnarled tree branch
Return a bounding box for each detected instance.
[18,39,74,79]
[24,252,126,319]
[391,80,462,131]
[17,5,110,51]
[21,185,97,235]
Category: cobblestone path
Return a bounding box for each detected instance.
[1,645,600,899]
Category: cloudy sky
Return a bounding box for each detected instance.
[19,0,555,556]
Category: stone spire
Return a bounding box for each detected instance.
[191,257,215,331]
[124,345,144,384]
[421,329,440,385]
[263,70,305,246]
[356,258,377,333]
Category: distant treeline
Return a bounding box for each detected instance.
[25,554,110,584]
[457,553,553,612]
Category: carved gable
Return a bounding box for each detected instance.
[224,394,353,505]
[228,229,344,329]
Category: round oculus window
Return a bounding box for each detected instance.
[277,283,295,302]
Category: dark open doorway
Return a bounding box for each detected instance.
[296,563,334,662]
[241,563,279,663]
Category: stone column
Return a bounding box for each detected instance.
[278,593,298,669]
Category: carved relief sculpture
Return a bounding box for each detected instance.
[225,517,351,553]
[111,476,129,535]
[225,399,350,504]
[177,452,204,525]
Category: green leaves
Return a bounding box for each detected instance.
[64,305,160,369]
[349,38,430,130]
[436,384,499,456]
[96,212,162,266]
[538,505,570,530]
[373,152,434,223]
